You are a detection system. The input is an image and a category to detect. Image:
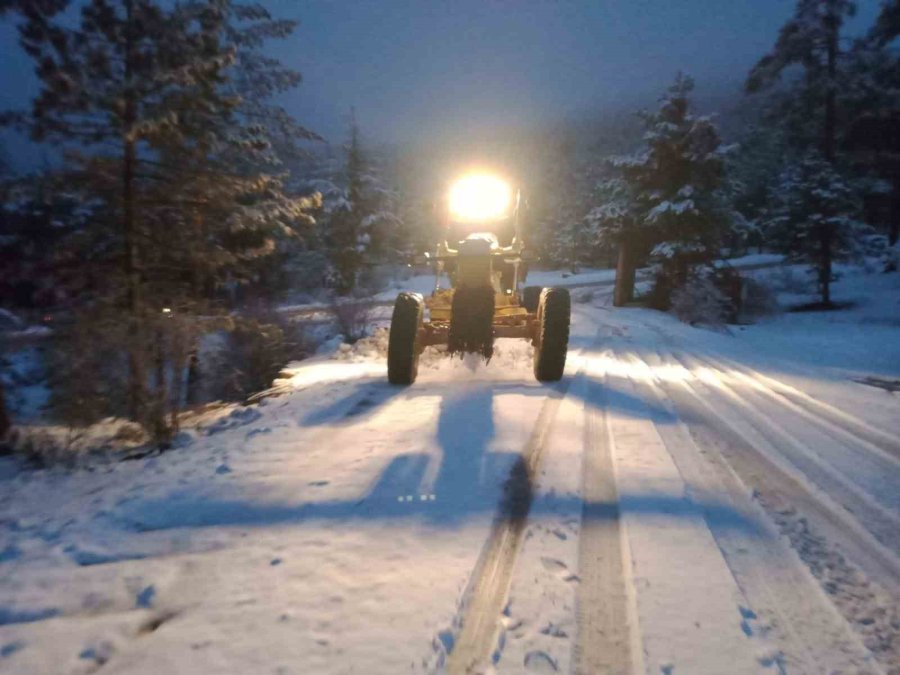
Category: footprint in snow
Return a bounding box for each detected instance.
[135,585,155,609]
[540,557,580,583]
[435,630,454,654]
[539,623,569,639]
[79,642,114,666]
[540,557,568,573]
[739,605,758,636]
[1,641,24,658]
[524,650,558,673]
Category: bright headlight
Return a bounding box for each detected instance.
[448,174,511,222]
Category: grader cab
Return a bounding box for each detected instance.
[387,173,570,385]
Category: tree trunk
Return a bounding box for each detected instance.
[890,186,900,248]
[613,239,635,307]
[186,345,201,405]
[0,378,10,441]
[152,324,169,445]
[123,0,145,421]
[821,10,838,301]
[824,10,838,162]
[820,227,833,306]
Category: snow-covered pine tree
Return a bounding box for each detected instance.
[532,133,594,272]
[842,6,900,261]
[746,0,856,161]
[869,0,900,45]
[326,114,368,294]
[3,0,319,439]
[584,176,642,305]
[611,73,733,308]
[726,125,790,254]
[766,153,870,304]
[1,0,217,425]
[325,112,403,294]
[141,1,321,309]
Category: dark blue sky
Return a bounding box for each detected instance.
[0,0,882,166]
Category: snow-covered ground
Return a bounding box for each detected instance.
[278,253,787,317]
[1,263,898,674]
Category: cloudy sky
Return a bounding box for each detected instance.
[0,0,882,166]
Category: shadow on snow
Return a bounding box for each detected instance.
[119,365,760,539]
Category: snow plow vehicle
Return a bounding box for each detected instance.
[387,173,570,385]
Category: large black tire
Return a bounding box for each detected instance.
[388,292,424,385]
[448,285,495,360]
[533,287,570,382]
[522,285,542,313]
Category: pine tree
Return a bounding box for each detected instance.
[870,0,900,45]
[533,134,593,272]
[327,115,367,294]
[605,74,733,307]
[746,0,856,161]
[766,154,869,304]
[325,112,402,294]
[3,0,318,440]
[726,124,789,253]
[3,0,222,424]
[843,9,900,256]
[584,176,642,305]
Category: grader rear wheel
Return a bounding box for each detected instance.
[533,287,570,382]
[388,292,424,385]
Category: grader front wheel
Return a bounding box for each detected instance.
[533,288,570,382]
[388,292,424,385]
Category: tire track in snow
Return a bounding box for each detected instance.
[686,350,900,467]
[639,319,900,461]
[572,371,634,675]
[663,349,900,555]
[654,345,900,582]
[618,346,883,674]
[640,347,900,672]
[444,380,570,674]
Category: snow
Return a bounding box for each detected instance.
[278,254,785,317]
[0,263,897,674]
[0,309,24,331]
[716,252,784,268]
[596,357,768,675]
[1,346,49,423]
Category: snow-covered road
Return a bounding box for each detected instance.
[1,270,898,674]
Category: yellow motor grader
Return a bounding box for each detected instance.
[387,173,570,385]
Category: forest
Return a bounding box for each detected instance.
[0,0,898,449]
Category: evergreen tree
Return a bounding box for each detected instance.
[725,124,789,252]
[746,0,857,161]
[3,0,318,439]
[327,115,367,294]
[584,176,642,304]
[766,153,870,304]
[325,112,402,294]
[843,10,900,255]
[870,0,900,45]
[747,1,898,281]
[533,133,593,271]
[605,74,733,307]
[3,0,226,425]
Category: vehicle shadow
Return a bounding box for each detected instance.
[120,374,759,538]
